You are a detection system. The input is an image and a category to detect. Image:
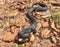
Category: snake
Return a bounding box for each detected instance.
[18,2,48,39]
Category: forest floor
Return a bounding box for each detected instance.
[0,0,60,47]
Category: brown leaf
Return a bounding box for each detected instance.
[3,28,19,41]
[41,21,49,28]
[5,10,18,17]
[41,28,51,38]
[51,22,60,33]
[30,33,35,42]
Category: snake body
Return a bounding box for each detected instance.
[18,2,48,38]
[32,2,47,11]
[18,7,36,38]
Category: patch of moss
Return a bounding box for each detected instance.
[54,12,60,16]
[18,44,24,47]
[51,11,60,27]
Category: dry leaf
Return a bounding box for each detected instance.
[5,10,18,17]
[30,33,35,42]
[51,22,60,33]
[41,28,51,38]
[3,28,19,41]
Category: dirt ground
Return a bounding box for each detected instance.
[0,0,60,47]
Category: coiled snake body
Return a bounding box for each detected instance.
[18,2,48,38]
